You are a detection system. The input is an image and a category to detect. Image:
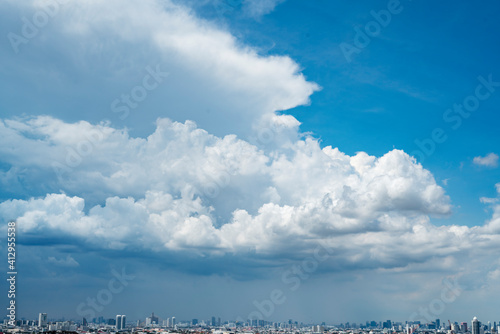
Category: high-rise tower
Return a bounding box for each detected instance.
[472,317,480,334]
[116,315,123,330]
[38,313,48,327]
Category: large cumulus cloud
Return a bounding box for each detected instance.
[0,0,318,138]
[2,115,489,276]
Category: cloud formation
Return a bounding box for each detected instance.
[473,152,499,168]
[243,0,286,18]
[4,115,498,278]
[0,0,318,138]
[0,0,498,285]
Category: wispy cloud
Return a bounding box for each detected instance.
[473,152,499,168]
[243,0,286,19]
[48,255,80,267]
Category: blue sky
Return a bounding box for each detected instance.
[1,0,500,325]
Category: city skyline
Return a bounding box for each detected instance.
[1,0,500,324]
[9,311,500,330]
[8,313,500,331]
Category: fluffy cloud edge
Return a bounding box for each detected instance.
[1,115,495,276]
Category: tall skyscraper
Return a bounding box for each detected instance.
[121,315,126,329]
[172,317,176,327]
[116,315,122,330]
[38,313,48,327]
[472,317,480,334]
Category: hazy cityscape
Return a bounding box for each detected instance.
[1,313,496,334]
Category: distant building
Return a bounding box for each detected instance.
[38,313,48,328]
[461,322,468,332]
[473,317,481,334]
[116,315,122,330]
[312,325,324,332]
[151,312,158,324]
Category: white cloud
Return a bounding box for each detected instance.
[1,0,318,139]
[2,115,489,275]
[243,0,285,19]
[473,153,499,168]
[479,184,500,234]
